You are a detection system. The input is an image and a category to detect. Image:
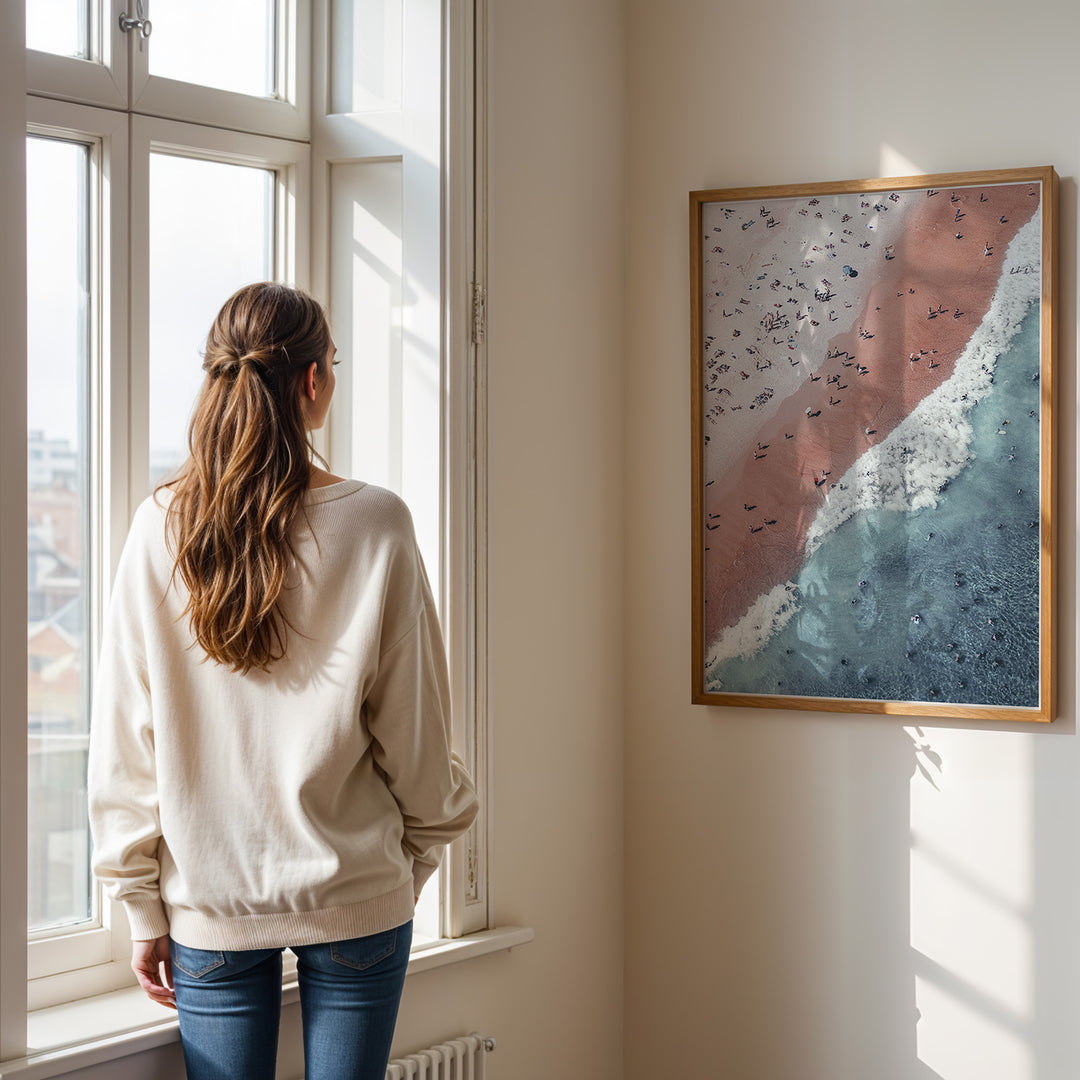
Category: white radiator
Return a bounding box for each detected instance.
[385,1033,496,1080]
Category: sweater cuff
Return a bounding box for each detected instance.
[412,859,439,898]
[124,896,170,941]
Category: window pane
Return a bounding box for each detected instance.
[26,0,89,58]
[330,0,402,115]
[26,136,93,933]
[149,0,277,99]
[149,154,274,487]
[328,163,441,601]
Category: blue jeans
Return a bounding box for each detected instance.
[170,921,412,1080]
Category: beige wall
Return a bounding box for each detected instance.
[624,1,1078,1078]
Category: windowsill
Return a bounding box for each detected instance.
[1,927,533,1080]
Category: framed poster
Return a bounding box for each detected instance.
[690,167,1057,721]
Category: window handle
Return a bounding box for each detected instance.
[119,0,152,38]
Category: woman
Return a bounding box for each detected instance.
[88,283,478,1080]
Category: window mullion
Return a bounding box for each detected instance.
[127,116,151,509]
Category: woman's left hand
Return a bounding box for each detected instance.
[131,935,176,1009]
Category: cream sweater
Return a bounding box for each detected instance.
[88,480,478,950]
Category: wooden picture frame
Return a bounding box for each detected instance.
[690,167,1057,721]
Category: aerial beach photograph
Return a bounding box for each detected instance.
[693,172,1052,715]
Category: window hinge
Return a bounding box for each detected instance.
[471,282,487,345]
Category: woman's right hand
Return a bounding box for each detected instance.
[131,935,176,1009]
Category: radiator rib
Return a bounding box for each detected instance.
[385,1032,496,1080]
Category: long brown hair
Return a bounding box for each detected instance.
[157,282,332,674]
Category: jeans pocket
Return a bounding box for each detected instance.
[170,942,226,979]
[328,927,400,971]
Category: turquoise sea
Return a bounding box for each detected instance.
[708,305,1042,708]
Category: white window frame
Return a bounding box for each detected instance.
[26,0,128,111]
[27,0,311,139]
[441,0,490,940]
[22,110,311,1014]
[2,0,494,1057]
[128,116,310,500]
[24,96,130,1001]
[309,0,490,942]
[19,0,313,1019]
[129,0,311,141]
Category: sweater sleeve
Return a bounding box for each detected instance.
[365,555,480,897]
[87,511,170,942]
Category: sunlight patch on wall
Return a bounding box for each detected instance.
[879,144,926,180]
[909,729,1034,1079]
[914,975,1033,1079]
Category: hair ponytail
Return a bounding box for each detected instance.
[156,282,332,674]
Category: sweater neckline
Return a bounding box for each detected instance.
[303,478,366,505]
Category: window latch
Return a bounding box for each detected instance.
[119,0,152,38]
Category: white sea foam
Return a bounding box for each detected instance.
[803,214,1041,557]
[706,580,800,670]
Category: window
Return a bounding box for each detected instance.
[147,152,274,483]
[21,95,309,1010]
[2,0,489,1055]
[23,98,128,1004]
[147,0,277,99]
[138,129,291,488]
[26,134,93,938]
[26,1,90,59]
[311,0,489,942]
